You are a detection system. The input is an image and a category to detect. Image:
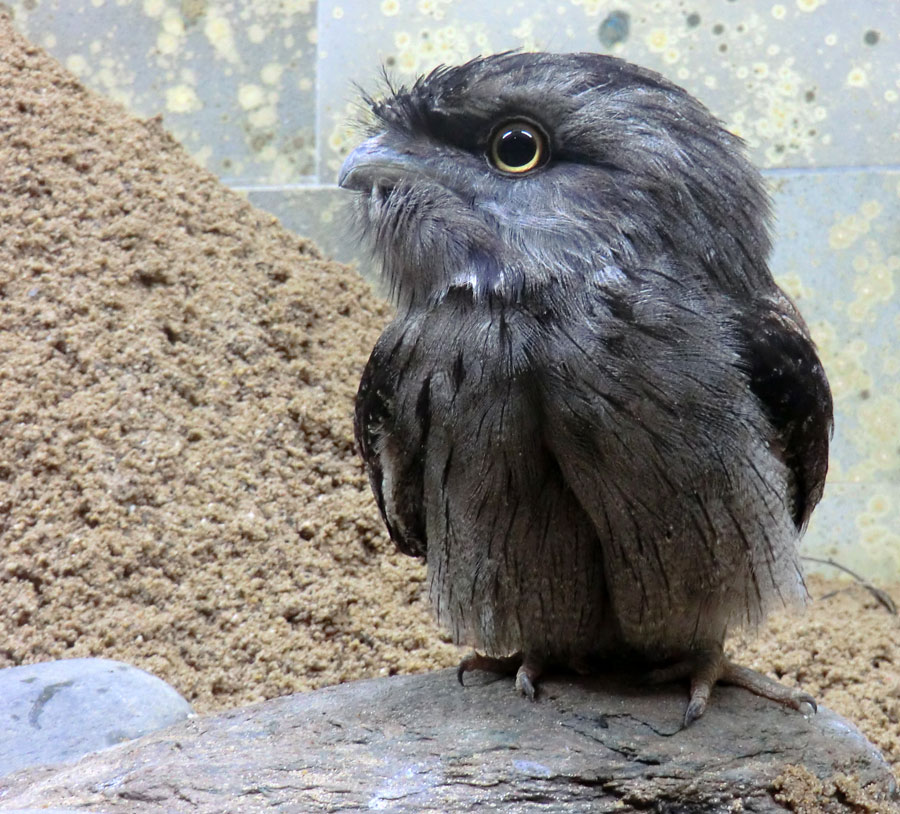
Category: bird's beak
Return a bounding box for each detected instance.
[338,135,416,192]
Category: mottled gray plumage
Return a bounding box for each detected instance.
[339,52,833,724]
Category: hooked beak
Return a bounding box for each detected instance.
[338,135,417,193]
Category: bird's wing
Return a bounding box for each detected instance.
[354,330,428,559]
[534,270,822,631]
[733,304,833,529]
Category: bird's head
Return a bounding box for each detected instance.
[340,52,772,312]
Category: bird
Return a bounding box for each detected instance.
[338,51,833,726]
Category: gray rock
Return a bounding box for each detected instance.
[0,658,193,778]
[0,668,895,813]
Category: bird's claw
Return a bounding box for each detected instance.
[789,691,817,715]
[456,651,543,700]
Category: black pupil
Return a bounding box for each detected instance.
[497,128,537,167]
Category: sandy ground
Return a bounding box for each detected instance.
[0,12,897,801]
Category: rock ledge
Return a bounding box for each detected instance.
[0,668,896,813]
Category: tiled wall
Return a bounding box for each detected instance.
[9,0,900,579]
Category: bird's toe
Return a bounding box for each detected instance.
[457,652,522,687]
[719,659,818,715]
[684,690,710,728]
[514,658,544,701]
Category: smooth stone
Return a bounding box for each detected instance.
[0,657,193,778]
[0,667,895,812]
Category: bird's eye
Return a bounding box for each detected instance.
[488,121,548,174]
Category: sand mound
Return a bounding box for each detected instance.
[0,12,455,710]
[0,14,896,780]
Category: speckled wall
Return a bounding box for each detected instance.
[7,0,899,580]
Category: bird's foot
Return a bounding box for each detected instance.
[646,650,817,727]
[457,651,544,700]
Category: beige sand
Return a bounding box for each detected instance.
[0,12,896,791]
